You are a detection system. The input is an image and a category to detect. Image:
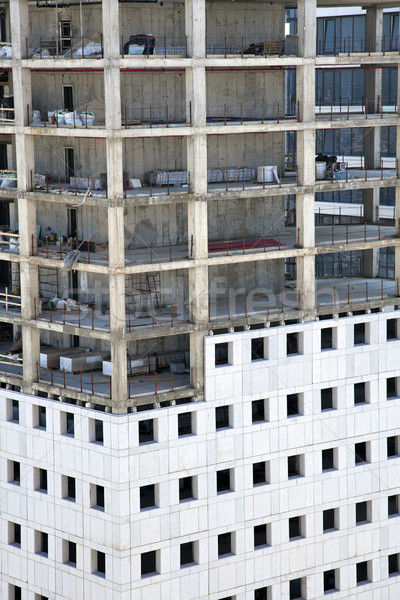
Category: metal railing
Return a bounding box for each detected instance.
[317,35,400,56]
[206,100,298,125]
[121,104,189,128]
[127,369,192,399]
[37,363,111,398]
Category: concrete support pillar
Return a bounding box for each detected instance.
[363,248,380,278]
[362,6,384,278]
[363,188,380,223]
[394,120,400,290]
[9,0,29,60]
[185,0,208,396]
[102,0,127,411]
[18,199,40,390]
[108,206,127,413]
[185,0,206,58]
[296,1,316,316]
[364,7,383,169]
[10,2,40,390]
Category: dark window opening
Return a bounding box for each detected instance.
[356,561,369,584]
[388,495,399,516]
[178,413,192,436]
[12,461,20,484]
[355,442,367,464]
[254,588,268,600]
[387,436,398,457]
[254,524,267,548]
[251,338,264,360]
[179,476,194,501]
[321,387,333,410]
[38,406,46,429]
[141,550,157,576]
[39,469,47,492]
[321,327,333,350]
[287,332,299,355]
[387,319,397,340]
[11,399,19,422]
[253,462,266,485]
[12,523,21,546]
[324,569,336,592]
[354,322,366,345]
[322,448,335,471]
[289,516,302,539]
[388,553,399,575]
[218,532,232,557]
[289,578,303,600]
[354,382,366,405]
[63,85,74,111]
[215,406,230,429]
[288,455,301,478]
[180,541,195,566]
[387,377,397,398]
[66,412,74,436]
[215,342,229,365]
[67,541,77,565]
[323,508,336,531]
[356,501,368,524]
[140,484,155,509]
[216,469,231,493]
[94,420,103,443]
[95,485,104,509]
[96,551,106,575]
[39,532,48,555]
[139,419,154,444]
[67,476,76,500]
[64,147,75,180]
[252,399,265,422]
[287,394,300,417]
[11,586,21,600]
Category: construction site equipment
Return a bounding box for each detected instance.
[126,273,161,314]
[60,351,110,373]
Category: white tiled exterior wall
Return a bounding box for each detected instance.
[2,310,400,599]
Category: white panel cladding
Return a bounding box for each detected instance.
[1,312,400,598]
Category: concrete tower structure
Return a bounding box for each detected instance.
[0,0,399,598]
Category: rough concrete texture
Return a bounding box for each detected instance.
[125,203,188,248]
[207,196,285,241]
[209,258,285,298]
[29,5,103,45]
[206,71,285,120]
[121,71,186,123]
[33,137,107,183]
[207,132,285,172]
[32,72,105,123]
[124,137,187,182]
[206,2,285,42]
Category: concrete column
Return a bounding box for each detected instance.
[364,6,383,169]
[185,0,208,396]
[18,199,40,390]
[9,0,29,60]
[185,0,206,58]
[108,206,127,413]
[362,6,383,277]
[295,0,316,315]
[10,1,40,390]
[102,0,127,411]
